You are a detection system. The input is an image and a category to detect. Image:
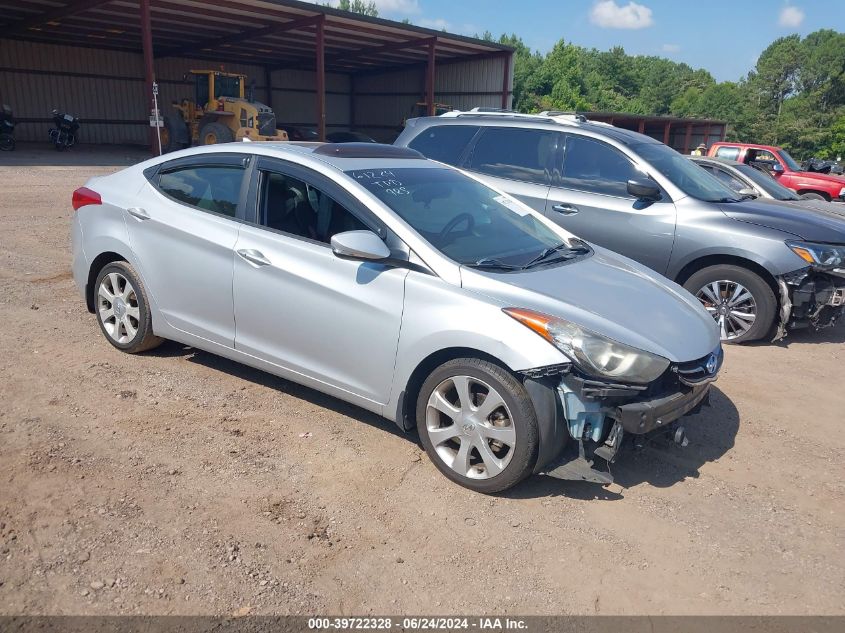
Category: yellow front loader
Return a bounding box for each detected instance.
[160,70,288,152]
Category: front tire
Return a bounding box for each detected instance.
[800,192,827,201]
[683,265,777,343]
[94,262,163,353]
[199,121,234,146]
[416,358,539,493]
[0,134,14,151]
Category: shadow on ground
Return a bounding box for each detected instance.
[149,342,740,501]
[0,142,149,167]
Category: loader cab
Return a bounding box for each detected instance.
[191,71,245,111]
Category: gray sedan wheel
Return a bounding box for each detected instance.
[684,265,776,343]
[94,261,163,353]
[416,358,538,493]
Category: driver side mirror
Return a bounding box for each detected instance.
[738,187,757,197]
[627,177,661,201]
[330,230,390,261]
[771,163,784,174]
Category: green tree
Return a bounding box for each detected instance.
[331,0,378,16]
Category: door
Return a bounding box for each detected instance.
[232,158,408,405]
[127,154,249,346]
[544,134,676,274]
[464,126,559,212]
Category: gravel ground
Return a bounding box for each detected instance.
[0,146,843,616]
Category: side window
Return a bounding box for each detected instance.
[715,146,740,161]
[561,135,640,198]
[469,127,557,184]
[157,165,244,217]
[407,125,477,166]
[258,170,366,243]
[712,168,748,193]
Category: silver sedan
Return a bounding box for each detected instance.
[71,142,721,492]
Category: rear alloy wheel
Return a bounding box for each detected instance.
[684,265,776,343]
[417,358,538,493]
[94,262,163,353]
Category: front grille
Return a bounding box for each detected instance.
[674,347,723,386]
[257,113,276,136]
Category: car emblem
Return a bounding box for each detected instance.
[706,354,718,375]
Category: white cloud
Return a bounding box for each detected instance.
[589,1,654,29]
[418,17,451,30]
[417,17,479,35]
[661,43,680,53]
[778,5,804,28]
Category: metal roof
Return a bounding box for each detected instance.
[1,0,512,72]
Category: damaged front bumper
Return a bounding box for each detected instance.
[526,346,723,485]
[775,267,845,340]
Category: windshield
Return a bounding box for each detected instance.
[734,163,800,200]
[215,75,241,99]
[346,167,574,268]
[778,149,802,172]
[635,143,742,202]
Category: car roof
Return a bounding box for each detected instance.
[690,155,745,167]
[407,114,661,147]
[712,141,781,151]
[159,141,441,173]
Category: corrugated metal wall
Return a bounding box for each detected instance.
[0,39,351,145]
[0,39,510,146]
[354,54,510,143]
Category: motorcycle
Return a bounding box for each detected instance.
[48,109,80,151]
[0,104,15,152]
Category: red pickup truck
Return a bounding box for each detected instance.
[708,142,845,202]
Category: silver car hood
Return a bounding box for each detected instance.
[460,247,719,363]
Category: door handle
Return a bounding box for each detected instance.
[551,203,579,215]
[127,207,150,220]
[236,248,271,267]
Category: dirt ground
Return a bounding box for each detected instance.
[0,145,843,617]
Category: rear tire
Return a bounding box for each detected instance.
[800,192,827,201]
[683,265,776,343]
[416,358,538,493]
[160,115,189,153]
[94,261,163,354]
[0,134,14,151]
[199,121,234,146]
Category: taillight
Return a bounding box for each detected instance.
[72,187,101,211]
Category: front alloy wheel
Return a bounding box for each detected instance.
[416,358,539,493]
[695,280,757,341]
[426,375,516,479]
[683,264,777,343]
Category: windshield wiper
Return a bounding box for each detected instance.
[469,257,524,271]
[522,243,589,269]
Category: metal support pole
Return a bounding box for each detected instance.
[139,0,156,154]
[426,40,436,116]
[638,120,645,134]
[265,67,273,107]
[663,121,671,146]
[683,122,692,154]
[315,16,326,141]
[501,52,511,110]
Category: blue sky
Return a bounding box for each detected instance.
[320,1,845,82]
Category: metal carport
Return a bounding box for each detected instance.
[0,0,513,146]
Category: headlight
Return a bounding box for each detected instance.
[503,308,670,384]
[786,240,845,267]
[839,187,845,199]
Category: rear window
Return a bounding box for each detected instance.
[714,146,741,161]
[469,127,558,185]
[157,165,244,217]
[407,125,477,166]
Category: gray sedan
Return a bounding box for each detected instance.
[690,155,845,215]
[71,142,720,492]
